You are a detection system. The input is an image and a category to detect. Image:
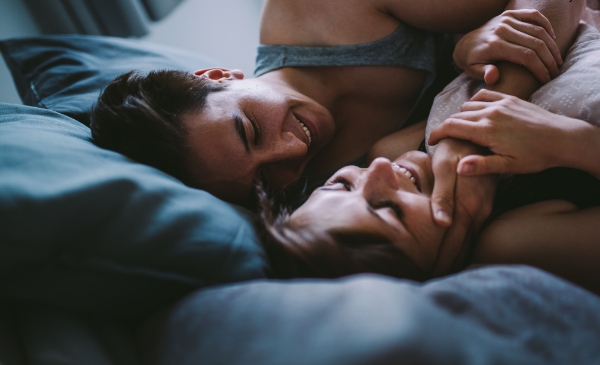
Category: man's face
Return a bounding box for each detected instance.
[183,69,335,204]
[290,153,448,273]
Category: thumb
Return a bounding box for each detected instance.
[431,161,457,227]
[457,155,510,175]
[483,64,499,85]
[464,63,488,81]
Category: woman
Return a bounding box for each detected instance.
[89,0,569,207]
[260,92,600,293]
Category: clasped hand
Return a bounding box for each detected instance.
[429,138,497,277]
[454,9,561,84]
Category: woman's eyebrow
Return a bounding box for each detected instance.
[366,205,384,221]
[233,113,250,153]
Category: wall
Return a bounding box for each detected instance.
[0,0,264,104]
[0,0,41,104]
[143,0,264,76]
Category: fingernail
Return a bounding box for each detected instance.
[435,209,451,225]
[459,163,474,174]
[557,53,563,65]
[545,73,551,83]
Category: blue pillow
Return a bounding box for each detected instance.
[0,35,216,125]
[0,103,269,319]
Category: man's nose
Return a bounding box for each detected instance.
[259,138,307,190]
[362,158,400,198]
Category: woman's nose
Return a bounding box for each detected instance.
[362,158,399,197]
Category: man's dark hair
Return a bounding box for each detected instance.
[90,70,224,185]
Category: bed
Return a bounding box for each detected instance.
[1,20,600,365]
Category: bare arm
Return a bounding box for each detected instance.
[380,0,509,33]
[474,201,600,294]
[366,120,426,163]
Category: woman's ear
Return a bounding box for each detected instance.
[193,68,244,81]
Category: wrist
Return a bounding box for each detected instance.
[561,118,600,178]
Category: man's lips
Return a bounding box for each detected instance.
[293,111,318,146]
[392,163,422,192]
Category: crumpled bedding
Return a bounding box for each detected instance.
[145,265,600,365]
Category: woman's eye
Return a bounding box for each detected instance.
[328,176,352,191]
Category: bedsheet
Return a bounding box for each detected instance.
[143,265,600,365]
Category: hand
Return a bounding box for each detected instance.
[453,9,562,85]
[429,89,591,176]
[430,139,497,276]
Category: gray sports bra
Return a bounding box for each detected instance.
[256,22,436,78]
[255,22,439,129]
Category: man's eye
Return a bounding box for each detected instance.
[378,200,403,220]
[329,176,352,191]
[249,117,261,145]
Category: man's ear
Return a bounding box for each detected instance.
[193,68,244,81]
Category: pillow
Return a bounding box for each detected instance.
[0,35,217,126]
[0,103,269,320]
[426,22,600,153]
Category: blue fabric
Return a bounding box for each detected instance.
[148,265,600,365]
[0,35,217,126]
[0,103,269,319]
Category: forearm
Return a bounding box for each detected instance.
[486,0,585,100]
[562,119,600,180]
[367,120,426,162]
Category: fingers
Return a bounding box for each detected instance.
[504,16,562,65]
[428,118,485,146]
[457,155,510,175]
[503,9,556,39]
[432,215,471,276]
[469,89,507,102]
[431,156,457,227]
[463,63,491,82]
[495,18,560,78]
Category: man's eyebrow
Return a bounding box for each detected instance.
[233,113,250,153]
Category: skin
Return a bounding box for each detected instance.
[184,68,335,203]
[429,89,600,180]
[424,0,584,274]
[291,154,447,272]
[180,0,565,205]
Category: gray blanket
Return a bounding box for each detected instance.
[146,265,600,365]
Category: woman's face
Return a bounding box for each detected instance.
[183,68,335,204]
[290,152,446,272]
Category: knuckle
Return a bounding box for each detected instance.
[533,25,544,35]
[532,38,545,51]
[488,106,503,118]
[522,48,535,60]
[435,193,454,208]
[495,23,509,35]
